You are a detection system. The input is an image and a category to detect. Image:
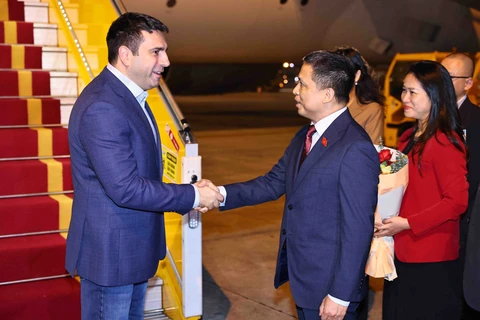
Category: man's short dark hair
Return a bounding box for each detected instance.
[303,51,355,105]
[106,12,169,64]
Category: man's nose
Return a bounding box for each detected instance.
[293,84,299,96]
[160,54,170,68]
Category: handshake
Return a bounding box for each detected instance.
[194,179,224,213]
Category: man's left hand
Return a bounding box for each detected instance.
[319,296,347,320]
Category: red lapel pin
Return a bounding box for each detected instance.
[322,137,328,147]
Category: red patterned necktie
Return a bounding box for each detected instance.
[299,125,316,166]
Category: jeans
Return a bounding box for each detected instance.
[80,278,148,320]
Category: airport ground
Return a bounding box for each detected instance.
[177,92,383,320]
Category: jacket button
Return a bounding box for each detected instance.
[281,229,286,235]
[288,204,293,210]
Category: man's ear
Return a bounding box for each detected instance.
[464,77,474,92]
[118,46,131,67]
[323,88,335,104]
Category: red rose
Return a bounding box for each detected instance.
[378,149,392,163]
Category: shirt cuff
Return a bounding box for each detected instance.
[218,186,227,207]
[328,295,350,307]
[192,185,200,208]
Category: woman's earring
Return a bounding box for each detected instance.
[355,81,358,86]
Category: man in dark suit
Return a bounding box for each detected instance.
[217,51,379,320]
[442,53,480,318]
[65,13,223,319]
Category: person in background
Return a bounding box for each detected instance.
[330,46,385,144]
[66,12,223,319]
[441,52,480,319]
[376,60,468,320]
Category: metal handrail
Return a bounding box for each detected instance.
[0,124,68,129]
[0,190,73,199]
[0,155,70,162]
[0,274,70,286]
[0,229,69,239]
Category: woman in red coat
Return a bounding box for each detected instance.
[376,60,468,320]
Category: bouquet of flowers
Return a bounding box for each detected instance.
[365,140,408,281]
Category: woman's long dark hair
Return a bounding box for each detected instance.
[400,60,466,167]
[330,46,385,106]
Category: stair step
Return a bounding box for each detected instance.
[34,23,58,46]
[0,277,80,320]
[0,158,72,196]
[2,0,25,22]
[24,2,49,23]
[49,3,80,24]
[0,44,67,71]
[0,21,34,45]
[0,43,42,69]
[59,97,75,125]
[50,71,78,97]
[0,69,51,96]
[0,195,65,236]
[0,127,69,158]
[0,70,78,97]
[0,234,67,282]
[43,46,68,71]
[0,98,61,126]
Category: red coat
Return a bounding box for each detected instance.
[395,129,468,263]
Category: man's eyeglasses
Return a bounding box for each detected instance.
[450,75,471,79]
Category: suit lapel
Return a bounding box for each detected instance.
[286,127,307,195]
[104,69,163,173]
[293,110,352,191]
[145,102,163,173]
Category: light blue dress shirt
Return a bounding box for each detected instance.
[106,64,199,208]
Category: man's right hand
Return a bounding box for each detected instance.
[195,179,224,211]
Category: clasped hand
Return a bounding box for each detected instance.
[195,179,224,213]
[374,216,410,237]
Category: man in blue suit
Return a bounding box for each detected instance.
[66,13,223,319]
[218,51,378,320]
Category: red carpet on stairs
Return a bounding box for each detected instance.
[0,0,25,22]
[0,159,72,195]
[0,70,51,96]
[0,98,61,125]
[0,21,34,44]
[0,0,80,318]
[0,196,65,235]
[0,278,80,320]
[0,44,43,69]
[0,234,67,282]
[0,127,69,157]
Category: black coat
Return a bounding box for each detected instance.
[461,97,480,311]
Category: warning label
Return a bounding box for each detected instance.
[163,151,178,181]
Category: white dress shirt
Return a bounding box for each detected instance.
[457,94,467,109]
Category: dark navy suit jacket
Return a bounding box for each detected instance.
[221,110,378,309]
[65,68,194,286]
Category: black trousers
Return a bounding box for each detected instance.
[383,257,461,320]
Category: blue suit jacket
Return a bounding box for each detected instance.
[221,110,378,309]
[65,68,195,286]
